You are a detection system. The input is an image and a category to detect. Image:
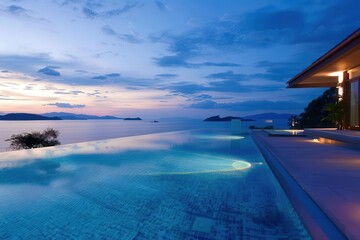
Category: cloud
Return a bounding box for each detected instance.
[0,97,28,101]
[53,90,84,95]
[38,66,61,76]
[0,54,138,87]
[163,82,207,94]
[162,77,283,95]
[189,100,303,111]
[167,8,296,54]
[154,1,169,12]
[82,7,98,18]
[2,4,49,22]
[46,102,86,108]
[101,25,116,35]
[292,0,360,48]
[153,1,360,65]
[162,71,267,95]
[153,55,240,68]
[92,75,107,80]
[59,0,82,6]
[46,65,61,69]
[6,5,28,15]
[206,71,247,81]
[188,94,214,102]
[0,54,56,73]
[82,2,138,18]
[252,60,307,82]
[155,73,178,78]
[148,31,173,43]
[92,72,121,80]
[101,25,141,44]
[106,73,120,78]
[201,62,241,67]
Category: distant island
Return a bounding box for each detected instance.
[0,112,143,121]
[204,115,254,122]
[42,112,122,120]
[0,113,61,121]
[124,117,142,120]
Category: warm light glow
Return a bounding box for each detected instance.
[338,73,344,84]
[312,138,320,143]
[283,130,303,135]
[328,71,343,78]
[149,159,252,176]
[0,71,182,115]
[338,86,344,100]
[232,160,252,170]
[334,72,344,101]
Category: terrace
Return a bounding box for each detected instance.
[252,130,360,239]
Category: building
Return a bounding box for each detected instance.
[287,28,360,130]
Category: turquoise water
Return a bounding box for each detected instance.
[0,129,310,239]
[0,119,215,151]
[0,119,289,152]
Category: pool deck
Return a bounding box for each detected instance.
[252,131,360,240]
[304,128,360,145]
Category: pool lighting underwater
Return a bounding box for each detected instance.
[231,160,252,170]
[195,135,245,140]
[0,130,312,239]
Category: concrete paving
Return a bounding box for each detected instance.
[252,131,360,240]
[305,129,360,145]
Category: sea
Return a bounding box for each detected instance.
[0,118,289,152]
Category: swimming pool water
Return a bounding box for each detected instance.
[0,129,310,239]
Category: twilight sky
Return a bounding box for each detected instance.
[0,0,359,118]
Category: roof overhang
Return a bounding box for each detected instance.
[287,28,360,88]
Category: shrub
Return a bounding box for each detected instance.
[323,101,344,129]
[288,114,300,129]
[297,87,337,128]
[6,128,60,150]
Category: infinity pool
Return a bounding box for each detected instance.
[0,129,310,239]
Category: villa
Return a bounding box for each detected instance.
[250,28,360,239]
[287,28,360,130]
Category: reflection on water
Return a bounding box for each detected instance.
[0,160,64,185]
[0,131,188,167]
[0,129,310,239]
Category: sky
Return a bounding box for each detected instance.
[0,0,359,118]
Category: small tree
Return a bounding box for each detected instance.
[6,128,60,150]
[288,114,300,129]
[324,101,344,129]
[298,88,337,128]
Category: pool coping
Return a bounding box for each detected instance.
[251,131,346,240]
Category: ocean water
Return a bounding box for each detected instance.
[0,129,310,239]
[0,119,289,152]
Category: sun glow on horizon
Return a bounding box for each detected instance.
[0,71,183,116]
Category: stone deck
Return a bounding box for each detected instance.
[305,129,360,145]
[252,131,360,240]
